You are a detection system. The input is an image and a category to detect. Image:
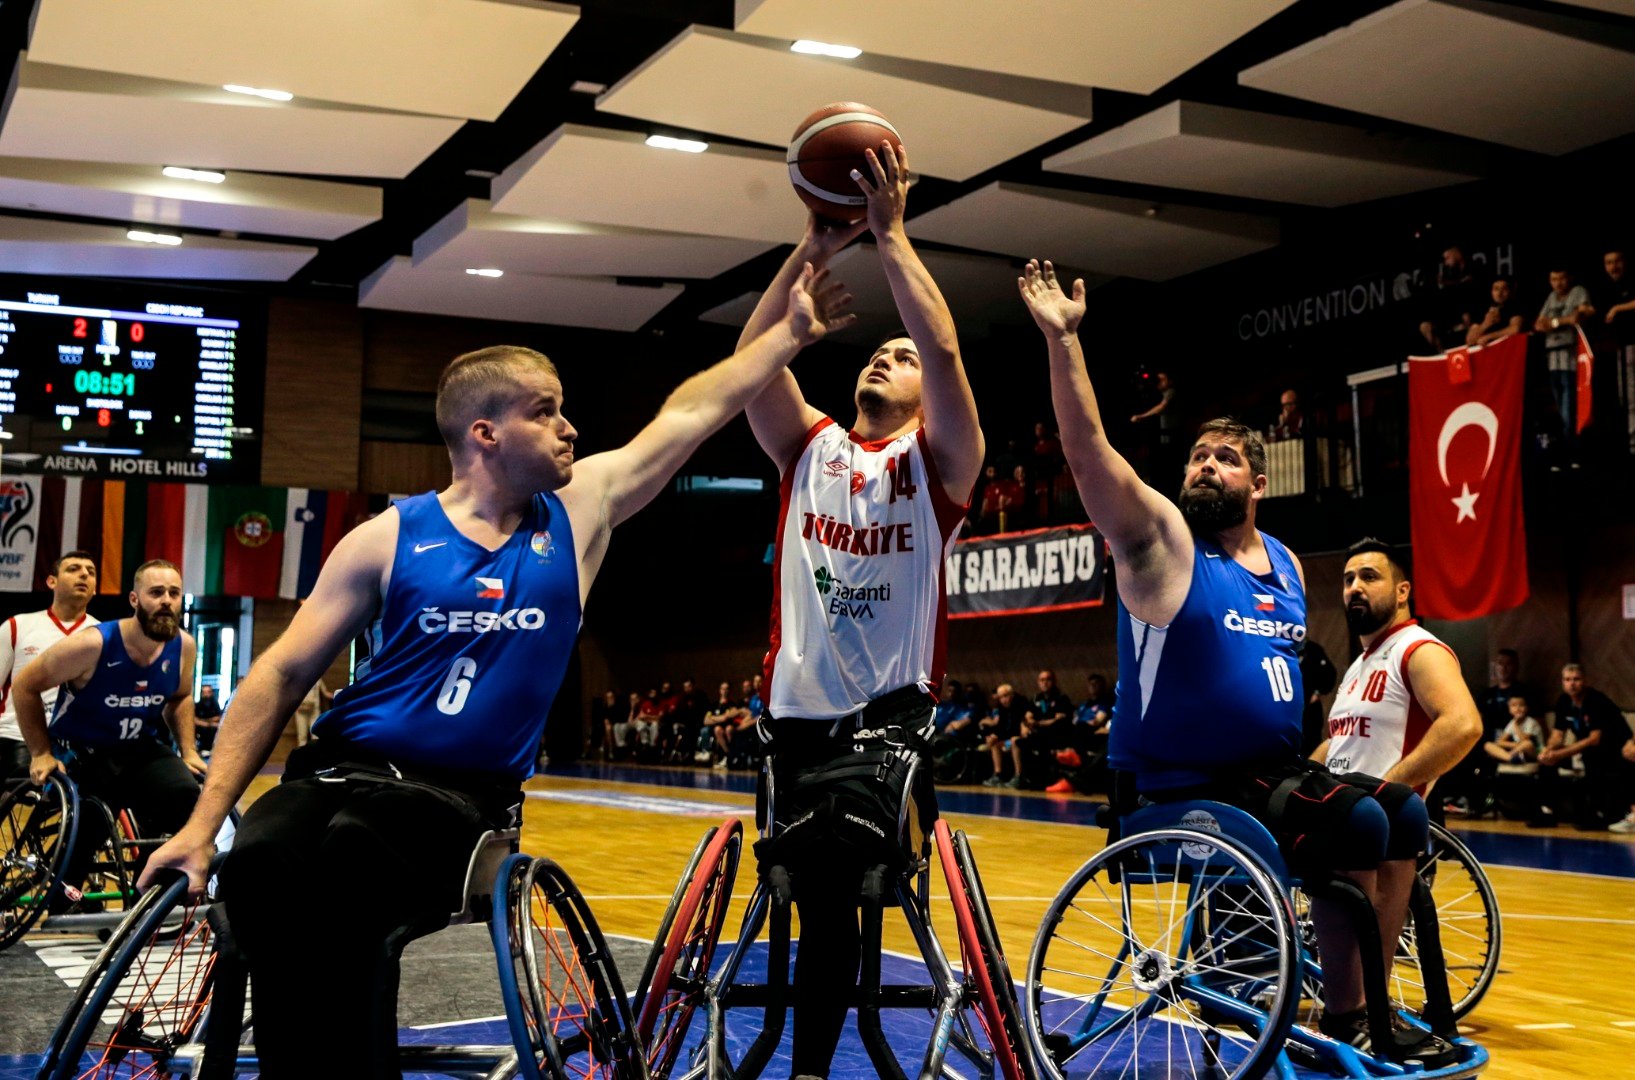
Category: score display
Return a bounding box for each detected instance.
[0,277,264,483]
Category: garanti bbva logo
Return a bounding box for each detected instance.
[813,566,890,619]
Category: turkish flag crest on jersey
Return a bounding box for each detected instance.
[1408,334,1528,619]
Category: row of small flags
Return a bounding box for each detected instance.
[0,474,397,597]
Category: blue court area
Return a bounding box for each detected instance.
[544,762,1635,880]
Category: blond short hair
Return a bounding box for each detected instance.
[434,346,559,455]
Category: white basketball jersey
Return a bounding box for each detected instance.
[1324,620,1451,793]
[765,419,967,720]
[0,609,100,741]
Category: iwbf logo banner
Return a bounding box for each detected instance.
[944,523,1105,619]
[0,476,42,592]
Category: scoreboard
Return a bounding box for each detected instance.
[0,277,264,484]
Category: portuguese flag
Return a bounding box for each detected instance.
[200,486,289,598]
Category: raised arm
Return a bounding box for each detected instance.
[139,512,396,896]
[858,142,983,500]
[563,265,852,558]
[739,216,866,468]
[1387,644,1482,790]
[164,634,206,777]
[13,626,105,783]
[1018,260,1192,615]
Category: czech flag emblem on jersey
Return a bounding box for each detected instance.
[476,577,505,599]
[1253,593,1276,611]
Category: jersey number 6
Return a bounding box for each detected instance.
[437,657,478,715]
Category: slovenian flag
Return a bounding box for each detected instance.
[278,488,374,600]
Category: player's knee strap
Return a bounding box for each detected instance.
[1384,790,1429,861]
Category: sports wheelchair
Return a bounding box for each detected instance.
[31,827,646,1080]
[640,731,1036,1080]
[2,773,231,951]
[1024,799,1493,1080]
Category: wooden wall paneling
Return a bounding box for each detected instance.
[262,297,363,491]
[358,440,452,495]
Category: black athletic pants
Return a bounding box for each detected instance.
[219,742,519,1079]
[62,739,200,893]
[0,736,29,783]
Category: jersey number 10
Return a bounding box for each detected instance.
[1260,656,1295,703]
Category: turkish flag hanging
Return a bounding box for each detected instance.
[1408,334,1529,619]
[1574,326,1594,434]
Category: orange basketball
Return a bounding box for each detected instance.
[787,102,902,221]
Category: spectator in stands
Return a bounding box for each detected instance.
[748,674,764,718]
[1446,647,1531,815]
[1484,695,1543,764]
[1269,389,1304,442]
[1612,737,1635,834]
[1046,674,1116,794]
[1594,249,1635,453]
[1466,277,1525,347]
[993,438,1023,478]
[701,682,751,767]
[1535,268,1593,456]
[590,689,621,760]
[1530,663,1631,829]
[630,689,664,757]
[663,678,707,763]
[979,683,1028,786]
[1418,245,1479,349]
[1032,422,1064,476]
[1299,640,1338,757]
[193,685,224,753]
[1005,669,1075,789]
[979,465,1026,534]
[934,678,975,737]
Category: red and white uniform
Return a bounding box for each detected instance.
[1324,619,1454,793]
[764,419,967,720]
[0,609,100,741]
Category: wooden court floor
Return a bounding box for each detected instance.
[237,768,1635,1078]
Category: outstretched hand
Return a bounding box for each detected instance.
[1018,259,1086,337]
[785,263,856,345]
[850,141,911,239]
[800,212,868,263]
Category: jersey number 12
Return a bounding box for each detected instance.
[1261,656,1295,703]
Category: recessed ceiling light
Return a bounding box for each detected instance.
[569,80,608,95]
[465,268,504,278]
[790,39,862,59]
[162,166,227,184]
[127,229,183,246]
[645,135,708,154]
[222,84,294,102]
[464,168,499,179]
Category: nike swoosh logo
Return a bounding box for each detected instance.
[105,660,122,667]
[413,541,448,553]
[1204,552,1221,559]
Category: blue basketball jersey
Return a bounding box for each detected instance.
[312,491,579,781]
[1109,532,1306,791]
[51,622,182,748]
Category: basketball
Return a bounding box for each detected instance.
[787,102,902,221]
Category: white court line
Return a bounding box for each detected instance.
[1500,913,1635,926]
[412,1014,509,1030]
[1515,1023,1575,1031]
[1611,1020,1635,1028]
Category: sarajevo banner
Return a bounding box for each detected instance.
[945,522,1105,619]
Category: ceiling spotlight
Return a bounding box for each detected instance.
[645,134,708,153]
[1144,205,1161,218]
[790,39,863,59]
[162,166,227,184]
[465,268,504,278]
[223,84,294,102]
[127,229,183,246]
[569,79,608,94]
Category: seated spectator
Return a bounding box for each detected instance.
[193,685,224,753]
[589,689,621,761]
[934,678,974,737]
[1594,249,1635,454]
[700,682,751,766]
[1268,389,1304,442]
[1418,245,1479,349]
[978,465,1025,534]
[1006,669,1074,789]
[1530,663,1632,829]
[629,689,664,758]
[748,674,765,718]
[663,677,706,763]
[1485,695,1544,764]
[1466,277,1525,347]
[1612,737,1635,834]
[979,684,1028,787]
[1031,422,1064,476]
[1446,647,1534,815]
[613,692,641,756]
[1048,674,1115,794]
[1534,268,1593,457]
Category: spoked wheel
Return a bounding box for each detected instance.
[1294,822,1501,1026]
[1,773,75,951]
[635,818,740,1077]
[495,853,646,1080]
[931,738,971,785]
[1026,828,1300,1080]
[936,820,1034,1080]
[37,870,217,1080]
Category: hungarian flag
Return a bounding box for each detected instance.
[1408,335,1528,619]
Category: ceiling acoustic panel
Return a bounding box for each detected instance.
[360,257,683,332]
[27,0,579,122]
[0,158,381,239]
[596,27,1090,182]
[735,0,1298,94]
[1239,0,1635,154]
[414,200,772,279]
[0,216,317,280]
[907,182,1278,282]
[1044,101,1482,207]
[0,61,463,177]
[492,125,806,243]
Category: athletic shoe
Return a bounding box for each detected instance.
[712,759,728,771]
[1003,776,1024,789]
[1045,778,1075,794]
[981,774,1006,787]
[1317,1010,1458,1068]
[1054,748,1083,769]
[1442,797,1470,816]
[1608,813,1635,834]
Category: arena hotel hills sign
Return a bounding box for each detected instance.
[1235,243,1514,342]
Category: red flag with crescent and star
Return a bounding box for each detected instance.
[1408,334,1528,619]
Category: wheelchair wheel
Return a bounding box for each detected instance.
[930,737,970,785]
[37,870,216,1080]
[1,773,75,951]
[635,818,740,1078]
[936,821,1033,1080]
[1396,822,1501,1021]
[495,853,646,1080]
[1026,828,1300,1080]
